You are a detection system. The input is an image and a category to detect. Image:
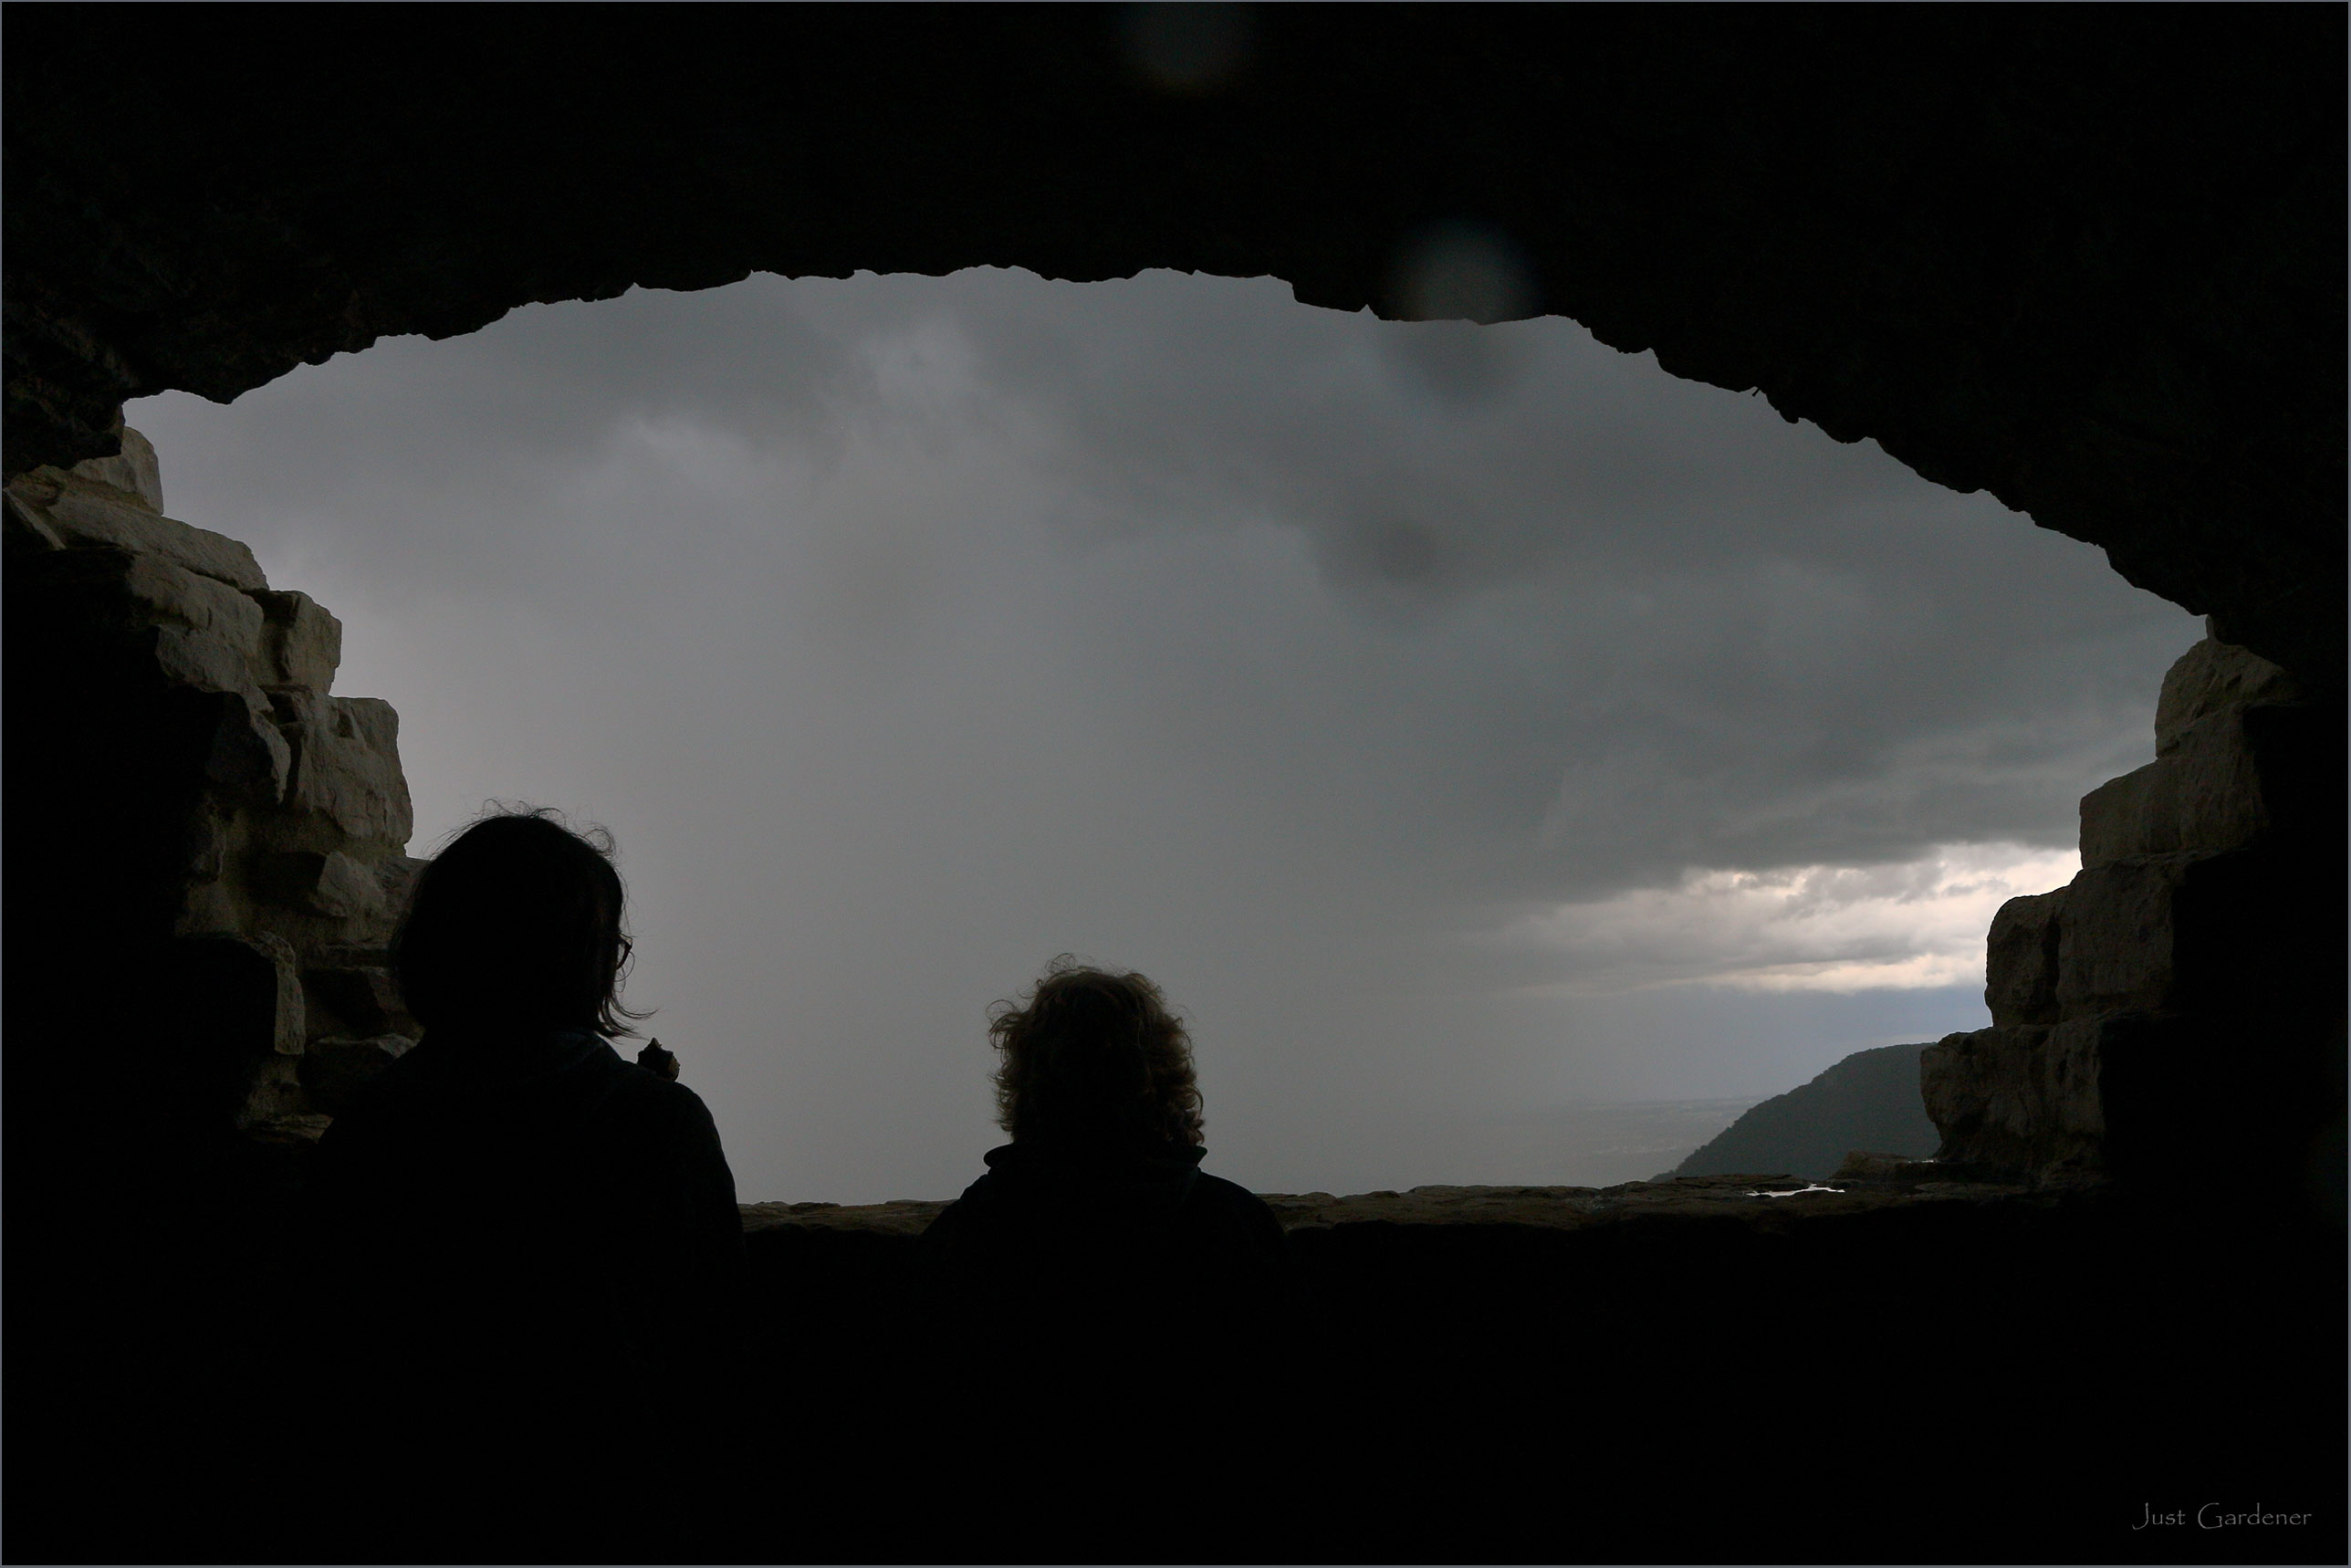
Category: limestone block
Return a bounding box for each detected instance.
[287,695,414,851]
[244,1112,334,1146]
[164,935,308,1107]
[318,851,389,920]
[153,626,250,696]
[2174,712,2270,847]
[2079,760,2169,868]
[2080,633,2308,872]
[171,931,308,1060]
[1924,1026,2047,1166]
[251,931,308,1056]
[57,549,266,668]
[298,1033,413,1114]
[309,942,396,968]
[1984,886,2064,1026]
[70,425,164,512]
[2053,855,2202,1020]
[202,689,294,805]
[175,879,241,938]
[376,854,426,919]
[266,849,391,921]
[252,589,342,693]
[1924,1015,2191,1181]
[2051,846,2304,1028]
[12,544,268,698]
[172,810,239,935]
[2154,636,2298,756]
[1920,1020,2096,1174]
[304,961,406,1038]
[120,551,262,635]
[4,489,66,551]
[36,484,266,591]
[119,554,271,698]
[178,810,229,883]
[2080,708,2273,867]
[238,1054,313,1130]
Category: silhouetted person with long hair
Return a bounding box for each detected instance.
[306,810,739,1556]
[910,958,1294,1555]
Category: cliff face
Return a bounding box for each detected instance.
[1668,1043,1938,1181]
[1924,634,2341,1190]
[5,430,422,1161]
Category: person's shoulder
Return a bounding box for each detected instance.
[916,1170,1011,1245]
[1190,1171,1284,1229]
[1192,1170,1268,1206]
[935,1168,1008,1216]
[603,1059,722,1137]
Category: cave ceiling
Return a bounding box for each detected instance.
[5,5,2341,683]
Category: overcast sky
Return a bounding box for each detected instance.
[130,268,2197,1200]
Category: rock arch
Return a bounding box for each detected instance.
[3,10,2341,1559]
[8,3,2338,1179]
[7,8,2343,679]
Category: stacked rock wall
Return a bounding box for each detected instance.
[4,426,422,1157]
[1924,633,2340,1188]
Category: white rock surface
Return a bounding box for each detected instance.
[287,695,414,852]
[71,425,165,512]
[40,484,266,591]
[254,590,343,693]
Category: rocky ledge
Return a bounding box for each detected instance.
[739,1162,2040,1242]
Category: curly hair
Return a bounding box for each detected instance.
[989,956,1205,1148]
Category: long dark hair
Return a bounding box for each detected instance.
[989,956,1204,1148]
[392,806,647,1037]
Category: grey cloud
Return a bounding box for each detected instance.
[1378,321,1537,406]
[130,267,2197,1199]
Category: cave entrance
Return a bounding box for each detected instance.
[114,266,2205,1205]
[6,9,2341,1558]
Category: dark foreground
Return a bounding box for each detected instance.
[13,1169,2344,1564]
[737,1173,2346,1564]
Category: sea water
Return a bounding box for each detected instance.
[1412,1097,1768,1188]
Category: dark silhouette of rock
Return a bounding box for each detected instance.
[295,1032,411,1115]
[1925,634,2340,1186]
[4,434,424,1145]
[2,9,2340,687]
[1664,1043,1938,1182]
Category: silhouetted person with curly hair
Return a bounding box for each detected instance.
[305,809,740,1556]
[924,957,1289,1312]
[910,958,1295,1555]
